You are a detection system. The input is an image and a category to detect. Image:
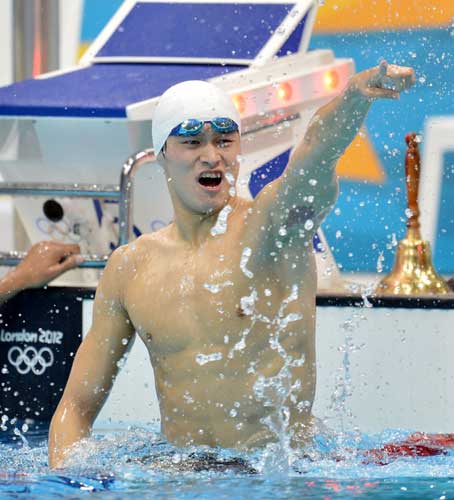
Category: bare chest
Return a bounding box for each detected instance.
[124,248,267,353]
[123,230,316,363]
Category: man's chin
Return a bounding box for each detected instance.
[199,195,232,215]
[178,188,232,216]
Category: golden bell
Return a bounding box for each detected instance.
[375,227,450,295]
[375,133,450,296]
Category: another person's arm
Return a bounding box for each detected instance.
[256,61,416,237]
[48,247,135,469]
[0,241,82,306]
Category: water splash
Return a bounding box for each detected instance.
[225,171,236,197]
[203,281,234,294]
[247,285,308,473]
[195,352,223,366]
[1,425,454,498]
[210,205,233,236]
[327,309,367,457]
[13,427,29,448]
[240,247,254,278]
[239,289,257,316]
[376,251,385,273]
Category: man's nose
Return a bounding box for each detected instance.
[199,143,221,166]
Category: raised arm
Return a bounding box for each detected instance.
[255,61,415,242]
[48,246,135,468]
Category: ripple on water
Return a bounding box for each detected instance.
[0,425,454,499]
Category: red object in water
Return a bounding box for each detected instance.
[362,433,454,465]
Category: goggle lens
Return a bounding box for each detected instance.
[170,117,238,137]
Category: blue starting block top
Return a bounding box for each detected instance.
[0,64,242,118]
[0,0,316,119]
[93,2,306,62]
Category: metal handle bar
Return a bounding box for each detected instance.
[0,251,109,268]
[0,183,120,198]
[0,148,156,268]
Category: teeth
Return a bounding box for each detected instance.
[200,172,222,179]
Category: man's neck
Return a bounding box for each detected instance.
[171,196,239,247]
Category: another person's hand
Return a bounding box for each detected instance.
[10,241,83,290]
[349,60,416,100]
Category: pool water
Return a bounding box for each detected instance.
[1,423,453,499]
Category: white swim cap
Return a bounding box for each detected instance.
[152,80,241,156]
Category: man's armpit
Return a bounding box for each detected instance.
[286,205,315,229]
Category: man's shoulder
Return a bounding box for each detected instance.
[104,235,152,274]
[113,234,160,263]
[99,233,164,295]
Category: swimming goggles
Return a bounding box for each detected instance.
[169,117,239,137]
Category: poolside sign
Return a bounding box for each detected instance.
[0,288,85,421]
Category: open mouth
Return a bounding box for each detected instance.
[198,171,223,188]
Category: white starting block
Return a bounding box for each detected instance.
[0,0,353,289]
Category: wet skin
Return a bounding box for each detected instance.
[60,127,317,450]
[123,196,317,449]
[136,128,317,447]
[48,62,416,468]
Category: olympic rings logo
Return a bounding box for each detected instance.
[35,217,89,243]
[7,346,54,375]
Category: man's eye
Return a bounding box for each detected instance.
[182,140,200,146]
[218,139,232,148]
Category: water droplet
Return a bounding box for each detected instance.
[308,179,318,186]
[304,219,314,230]
[376,251,384,273]
[203,281,234,294]
[240,247,254,278]
[211,205,233,236]
[225,172,235,185]
[239,290,257,317]
[195,352,223,365]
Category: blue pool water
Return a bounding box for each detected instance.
[1,424,453,499]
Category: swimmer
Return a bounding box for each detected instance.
[49,61,416,468]
[0,241,83,306]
